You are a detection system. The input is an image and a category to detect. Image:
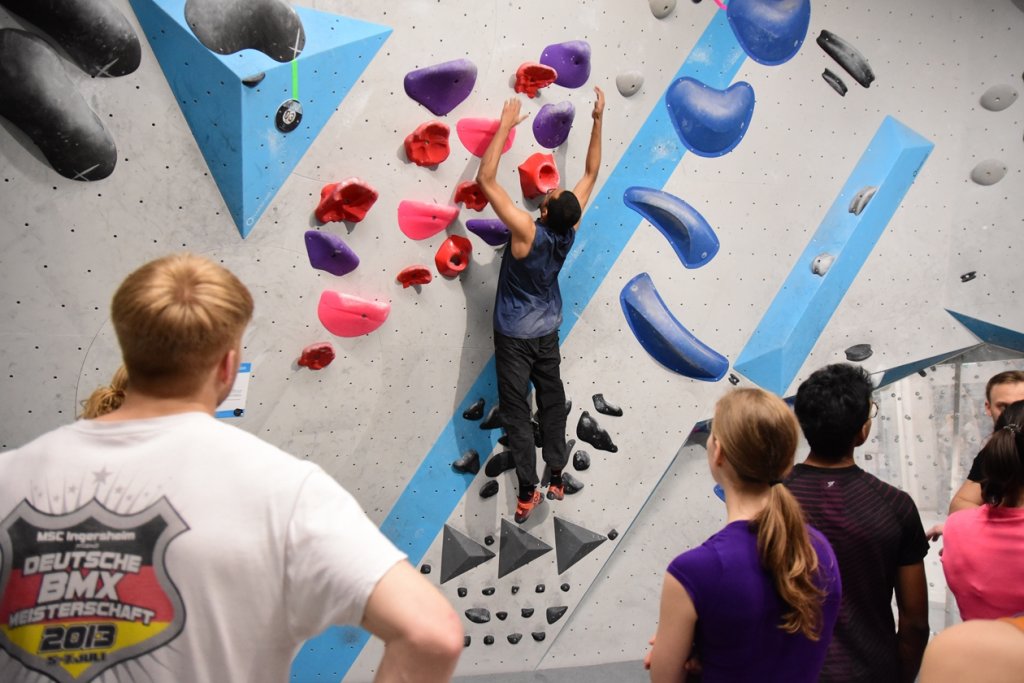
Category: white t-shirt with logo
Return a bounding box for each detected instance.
[0,412,405,683]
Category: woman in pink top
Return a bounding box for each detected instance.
[942,400,1024,619]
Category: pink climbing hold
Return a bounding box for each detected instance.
[518,152,560,199]
[297,342,336,370]
[514,62,558,98]
[404,121,451,167]
[316,178,379,223]
[454,181,488,211]
[397,200,460,240]
[397,265,434,288]
[317,290,390,337]
[435,235,473,277]
[456,118,517,157]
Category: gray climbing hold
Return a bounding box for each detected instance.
[480,405,503,429]
[480,480,500,499]
[483,635,494,645]
[508,633,522,644]
[532,632,546,642]
[649,0,677,18]
[420,564,431,574]
[593,393,623,416]
[980,84,1018,112]
[521,608,534,618]
[844,344,873,362]
[458,587,468,597]
[482,586,495,596]
[242,72,266,87]
[811,253,835,276]
[817,30,874,88]
[466,608,491,624]
[561,583,570,592]
[536,584,545,593]
[554,517,607,573]
[616,70,644,97]
[498,519,552,578]
[970,159,1007,186]
[608,529,619,540]
[452,449,481,474]
[562,472,584,495]
[848,186,877,215]
[463,398,485,420]
[484,451,516,477]
[822,69,847,96]
[441,525,495,584]
[572,450,591,471]
[577,411,618,452]
[960,271,977,283]
[546,606,568,624]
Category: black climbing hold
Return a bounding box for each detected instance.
[484,451,516,477]
[483,635,494,645]
[961,271,977,283]
[511,585,520,595]
[482,586,495,596]
[507,633,522,644]
[572,450,591,471]
[275,99,303,133]
[917,369,927,378]
[546,606,568,624]
[535,584,545,593]
[480,480,500,499]
[463,398,485,420]
[466,608,491,624]
[441,525,495,584]
[464,635,471,647]
[484,535,495,546]
[562,472,584,495]
[561,583,570,592]
[728,373,740,386]
[480,405,503,429]
[577,411,618,452]
[452,449,481,474]
[521,608,534,618]
[593,393,624,417]
[498,432,509,446]
[817,30,875,88]
[496,611,508,620]
[844,344,873,362]
[822,68,847,96]
[457,587,468,598]
[499,519,552,578]
[420,564,431,574]
[242,72,266,87]
[608,529,619,540]
[554,517,607,573]
[566,438,576,454]
[532,632,546,642]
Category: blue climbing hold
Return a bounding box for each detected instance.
[665,77,755,157]
[619,273,729,381]
[726,0,811,66]
[623,187,719,269]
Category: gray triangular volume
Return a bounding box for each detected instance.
[498,519,552,578]
[441,524,495,584]
[554,517,607,574]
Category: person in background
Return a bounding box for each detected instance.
[788,363,930,683]
[645,388,842,682]
[79,364,128,419]
[918,615,1024,683]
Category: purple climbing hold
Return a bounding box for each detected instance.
[466,219,511,246]
[404,58,478,116]
[533,101,575,149]
[727,0,811,66]
[665,77,756,157]
[304,230,359,276]
[539,40,591,89]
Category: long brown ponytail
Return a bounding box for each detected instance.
[713,388,825,640]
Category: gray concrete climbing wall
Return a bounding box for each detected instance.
[0,0,1022,681]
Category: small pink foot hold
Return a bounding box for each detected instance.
[454,181,488,211]
[316,178,379,223]
[456,118,517,157]
[435,235,473,278]
[297,342,335,370]
[518,153,560,199]
[317,291,390,337]
[404,121,451,167]
[514,62,558,98]
[397,200,460,240]
[397,265,433,288]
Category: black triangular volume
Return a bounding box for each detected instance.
[441,524,495,584]
[498,519,552,578]
[554,516,607,574]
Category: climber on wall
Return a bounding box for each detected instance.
[475,86,604,523]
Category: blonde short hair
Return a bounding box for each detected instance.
[111,253,253,396]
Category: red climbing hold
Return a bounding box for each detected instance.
[317,290,390,337]
[514,62,558,98]
[297,342,336,370]
[518,153,560,199]
[435,235,473,277]
[316,178,379,223]
[454,181,488,211]
[456,118,517,157]
[397,200,460,240]
[397,265,433,288]
[404,121,451,167]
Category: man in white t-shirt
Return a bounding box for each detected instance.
[0,253,463,683]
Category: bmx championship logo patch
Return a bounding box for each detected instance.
[0,498,187,683]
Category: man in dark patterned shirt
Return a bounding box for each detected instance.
[787,363,930,683]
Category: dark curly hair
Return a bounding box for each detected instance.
[794,363,874,462]
[545,191,581,234]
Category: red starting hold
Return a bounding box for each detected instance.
[298,342,336,370]
[397,265,433,288]
[315,178,379,223]
[454,181,488,211]
[514,62,558,98]
[404,121,451,167]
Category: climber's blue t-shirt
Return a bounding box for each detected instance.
[494,221,575,339]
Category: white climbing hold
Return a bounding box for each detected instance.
[970,159,1007,186]
[649,0,676,19]
[811,253,834,276]
[616,70,644,97]
[979,84,1018,112]
[848,186,877,215]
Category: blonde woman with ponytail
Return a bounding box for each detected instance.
[646,388,841,682]
[79,365,128,419]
